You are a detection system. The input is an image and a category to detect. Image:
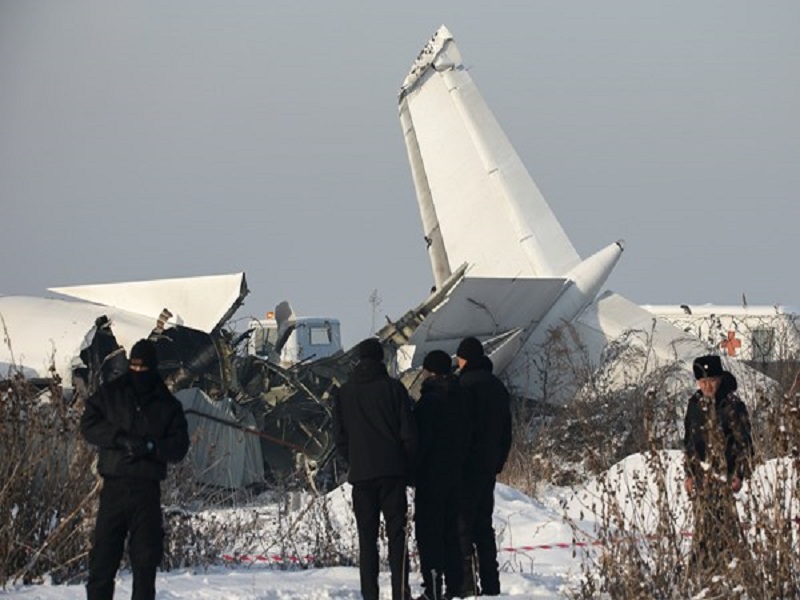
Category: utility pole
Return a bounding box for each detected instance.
[368,289,382,335]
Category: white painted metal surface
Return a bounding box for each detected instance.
[1,272,248,385]
[395,26,775,403]
[0,295,166,381]
[399,25,580,287]
[50,272,248,333]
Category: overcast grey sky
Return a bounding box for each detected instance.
[2,1,798,348]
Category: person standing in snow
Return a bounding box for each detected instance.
[683,354,753,574]
[333,338,418,600]
[412,349,469,600]
[454,337,512,597]
[80,338,190,600]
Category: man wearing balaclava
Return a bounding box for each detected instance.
[683,354,753,578]
[80,338,190,600]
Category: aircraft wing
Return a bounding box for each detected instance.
[399,25,581,288]
[49,272,248,333]
[0,295,172,382]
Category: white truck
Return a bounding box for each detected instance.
[643,303,800,372]
[247,307,343,368]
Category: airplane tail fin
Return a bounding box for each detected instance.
[399,26,580,289]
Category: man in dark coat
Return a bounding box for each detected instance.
[333,338,418,600]
[81,338,190,600]
[683,354,753,575]
[413,349,469,600]
[455,337,512,597]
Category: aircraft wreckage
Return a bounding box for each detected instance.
[0,272,362,490]
[5,26,786,494]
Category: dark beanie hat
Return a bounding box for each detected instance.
[357,338,384,361]
[130,339,159,369]
[456,336,484,363]
[422,350,452,375]
[693,355,723,379]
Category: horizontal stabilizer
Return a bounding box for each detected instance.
[480,328,526,374]
[410,276,566,345]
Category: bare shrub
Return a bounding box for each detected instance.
[161,483,364,572]
[0,377,98,585]
[565,387,800,599]
[0,361,365,587]
[159,430,361,571]
[501,319,800,598]
[503,324,687,492]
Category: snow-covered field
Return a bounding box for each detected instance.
[0,567,578,599]
[0,479,589,599]
[2,451,794,599]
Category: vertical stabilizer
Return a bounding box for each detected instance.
[399,26,580,288]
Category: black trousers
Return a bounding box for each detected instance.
[457,476,500,596]
[86,478,164,600]
[414,476,462,597]
[352,477,410,600]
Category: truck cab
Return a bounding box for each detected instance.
[248,313,342,367]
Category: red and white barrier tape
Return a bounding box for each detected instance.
[501,531,693,554]
[501,541,601,552]
[221,531,702,564]
[222,554,316,564]
[221,543,601,564]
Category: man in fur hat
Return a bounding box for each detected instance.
[683,354,753,575]
[81,338,190,600]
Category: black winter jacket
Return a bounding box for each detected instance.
[414,374,469,485]
[459,356,512,481]
[333,358,418,484]
[683,371,753,482]
[81,372,190,481]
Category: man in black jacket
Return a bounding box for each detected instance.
[81,338,190,600]
[455,337,512,597]
[333,338,418,600]
[683,354,753,575]
[413,349,468,600]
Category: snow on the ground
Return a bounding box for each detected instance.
[2,451,796,599]
[0,482,585,599]
[0,567,571,599]
[561,450,692,534]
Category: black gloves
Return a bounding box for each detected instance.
[115,432,155,458]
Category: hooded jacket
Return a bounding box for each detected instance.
[459,355,512,481]
[414,373,469,485]
[80,371,190,481]
[333,358,418,484]
[683,371,753,482]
